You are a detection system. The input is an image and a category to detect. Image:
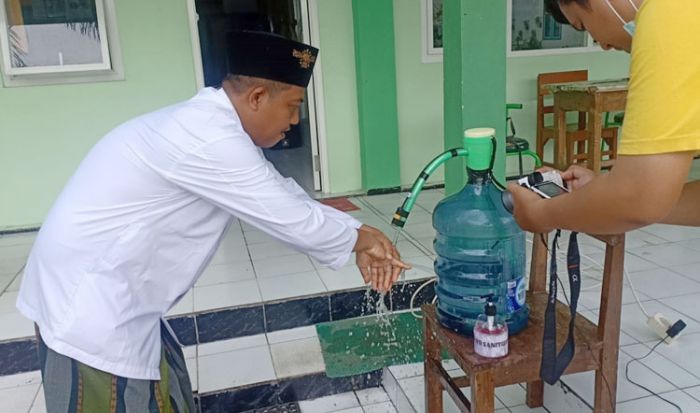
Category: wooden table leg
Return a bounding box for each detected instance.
[526,380,544,408]
[424,313,443,413]
[554,94,568,170]
[470,371,495,413]
[587,100,603,174]
[594,239,625,412]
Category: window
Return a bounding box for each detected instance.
[508,0,598,57]
[421,0,442,63]
[0,0,122,86]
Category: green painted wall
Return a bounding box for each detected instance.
[316,0,362,194]
[443,0,506,194]
[352,0,401,191]
[317,0,630,192]
[393,0,444,186]
[0,0,198,228]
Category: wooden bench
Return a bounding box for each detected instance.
[423,233,625,412]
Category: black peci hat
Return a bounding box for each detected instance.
[227,31,319,88]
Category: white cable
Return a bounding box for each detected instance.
[409,278,436,319]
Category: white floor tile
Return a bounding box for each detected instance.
[0,243,32,260]
[667,263,700,283]
[0,311,35,340]
[197,345,275,392]
[562,349,678,404]
[0,371,42,390]
[258,271,326,302]
[0,232,37,247]
[616,390,700,412]
[318,265,367,292]
[266,325,317,344]
[623,268,700,300]
[196,261,255,286]
[582,251,658,274]
[193,279,261,312]
[29,384,46,413]
[543,382,592,413]
[0,383,40,413]
[394,240,431,259]
[270,336,325,378]
[629,243,700,268]
[253,254,315,278]
[209,242,250,265]
[509,405,549,413]
[0,256,26,277]
[641,224,700,243]
[6,272,23,292]
[621,344,700,389]
[362,401,397,413]
[620,229,668,249]
[495,383,527,407]
[0,291,19,314]
[619,300,700,343]
[683,385,700,403]
[185,358,198,392]
[243,230,276,245]
[355,387,390,406]
[166,290,193,317]
[247,240,300,261]
[654,333,700,378]
[298,392,360,413]
[198,334,267,357]
[400,256,435,282]
[387,363,423,380]
[659,293,700,323]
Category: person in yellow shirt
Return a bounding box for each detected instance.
[510,0,700,234]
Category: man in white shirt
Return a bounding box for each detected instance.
[17,31,409,412]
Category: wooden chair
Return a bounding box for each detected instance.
[423,232,626,412]
[537,71,619,168]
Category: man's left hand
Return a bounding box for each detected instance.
[507,183,556,234]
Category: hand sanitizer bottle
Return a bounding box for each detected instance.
[474,299,509,358]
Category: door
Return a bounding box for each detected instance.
[187,0,324,192]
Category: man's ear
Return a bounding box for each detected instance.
[247,86,268,111]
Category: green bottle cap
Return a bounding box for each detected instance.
[463,127,494,171]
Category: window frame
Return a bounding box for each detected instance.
[0,0,123,87]
[507,0,600,58]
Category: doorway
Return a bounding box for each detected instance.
[191,0,323,193]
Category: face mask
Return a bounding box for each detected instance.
[604,0,639,36]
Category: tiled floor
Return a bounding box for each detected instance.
[5,160,700,412]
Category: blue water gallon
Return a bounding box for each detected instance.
[433,168,529,336]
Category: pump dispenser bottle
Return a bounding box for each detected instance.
[474,299,509,358]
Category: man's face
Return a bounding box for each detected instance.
[246,85,305,148]
[559,0,634,52]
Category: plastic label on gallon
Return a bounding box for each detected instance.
[507,276,527,313]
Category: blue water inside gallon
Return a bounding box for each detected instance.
[433,169,529,336]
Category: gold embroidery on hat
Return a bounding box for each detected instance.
[292,49,316,69]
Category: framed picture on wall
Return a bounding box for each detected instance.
[421,0,442,63]
[507,0,598,56]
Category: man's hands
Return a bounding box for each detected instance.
[354,225,411,293]
[509,165,596,233]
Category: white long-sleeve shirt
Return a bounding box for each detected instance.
[17,88,361,380]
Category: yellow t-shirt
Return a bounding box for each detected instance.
[618,0,700,155]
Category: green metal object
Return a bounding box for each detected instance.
[352,0,401,191]
[505,103,542,178]
[443,0,507,195]
[391,129,495,228]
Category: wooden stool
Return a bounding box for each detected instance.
[423,233,625,412]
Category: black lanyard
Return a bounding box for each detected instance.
[540,230,581,385]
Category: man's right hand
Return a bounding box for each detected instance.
[560,165,596,191]
[353,225,411,293]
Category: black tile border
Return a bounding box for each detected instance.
[0,278,434,377]
[198,370,383,413]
